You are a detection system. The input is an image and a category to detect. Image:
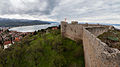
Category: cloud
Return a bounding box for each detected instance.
[0,0,120,24]
[0,0,59,15]
[49,0,120,24]
[0,14,57,21]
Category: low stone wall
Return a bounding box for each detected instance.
[61,21,120,67]
[85,27,109,36]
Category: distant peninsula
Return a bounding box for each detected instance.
[0,18,51,27]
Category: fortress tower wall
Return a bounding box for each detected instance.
[61,21,83,41]
[61,21,68,37]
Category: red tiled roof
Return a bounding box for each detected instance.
[52,27,58,30]
[4,41,11,45]
[14,37,20,42]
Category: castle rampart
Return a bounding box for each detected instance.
[61,21,120,67]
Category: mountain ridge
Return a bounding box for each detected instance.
[0,18,52,27]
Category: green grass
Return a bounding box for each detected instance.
[0,30,84,67]
[107,36,119,41]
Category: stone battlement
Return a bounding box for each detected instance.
[61,21,120,67]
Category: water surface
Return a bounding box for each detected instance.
[9,23,59,32]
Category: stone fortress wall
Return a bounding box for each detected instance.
[61,21,120,67]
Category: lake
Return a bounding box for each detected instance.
[9,23,59,32]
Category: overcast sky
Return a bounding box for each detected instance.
[0,0,120,24]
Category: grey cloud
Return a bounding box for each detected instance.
[0,0,60,15]
[50,0,120,22]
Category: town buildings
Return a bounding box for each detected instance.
[0,28,31,49]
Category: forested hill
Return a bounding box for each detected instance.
[0,29,85,67]
[0,18,50,27]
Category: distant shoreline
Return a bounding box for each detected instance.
[9,23,59,32]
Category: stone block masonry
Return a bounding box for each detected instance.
[61,21,120,67]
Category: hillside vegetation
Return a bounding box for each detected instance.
[98,30,120,50]
[0,29,84,67]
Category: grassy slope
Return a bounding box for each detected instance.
[0,30,84,67]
